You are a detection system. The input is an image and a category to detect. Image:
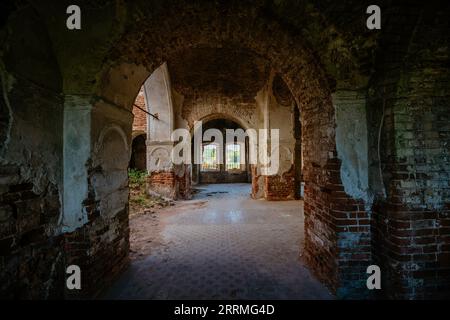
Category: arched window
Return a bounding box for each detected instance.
[201,143,220,171]
[226,143,241,171]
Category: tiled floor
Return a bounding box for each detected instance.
[103,184,334,299]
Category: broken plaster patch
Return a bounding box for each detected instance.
[333,94,372,210]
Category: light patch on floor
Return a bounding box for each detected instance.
[103,183,334,299]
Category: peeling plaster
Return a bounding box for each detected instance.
[62,96,92,233]
[333,92,371,210]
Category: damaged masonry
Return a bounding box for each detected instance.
[0,0,450,300]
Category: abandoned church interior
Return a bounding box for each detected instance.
[1,0,449,300]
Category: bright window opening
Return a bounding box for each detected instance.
[226,144,241,171]
[201,144,219,171]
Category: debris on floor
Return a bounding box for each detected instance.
[128,169,174,217]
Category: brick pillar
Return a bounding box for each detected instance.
[264,165,296,200]
[304,155,373,299]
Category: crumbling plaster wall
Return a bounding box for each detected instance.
[1,5,65,298]
[333,90,370,208]
[143,64,191,200]
[4,0,446,300]
[248,74,297,200]
[368,4,450,299]
[1,0,374,299]
[62,95,133,298]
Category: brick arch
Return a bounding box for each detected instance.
[182,100,257,131]
[191,116,251,186]
[96,2,335,176]
[66,1,368,297]
[131,130,146,140]
[191,113,252,133]
[2,0,449,301]
[99,7,328,93]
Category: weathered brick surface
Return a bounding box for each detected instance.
[0,72,66,299]
[264,165,296,201]
[147,165,192,200]
[303,157,372,298]
[176,165,192,200]
[1,0,449,300]
[368,4,450,299]
[63,207,130,299]
[251,165,262,199]
[132,89,147,134]
[148,171,176,189]
[182,95,257,130]
[0,181,65,299]
[111,1,371,296]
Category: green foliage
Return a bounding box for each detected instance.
[128,168,147,188]
[128,169,171,216]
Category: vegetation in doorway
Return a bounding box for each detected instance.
[128,169,172,216]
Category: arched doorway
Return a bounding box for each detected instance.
[2,1,450,300]
[191,118,251,185]
[0,1,395,299]
[129,134,147,171]
[60,3,365,297]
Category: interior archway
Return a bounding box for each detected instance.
[2,0,450,300]
[193,118,251,185]
[129,134,147,171]
[61,3,366,297]
[1,0,414,299]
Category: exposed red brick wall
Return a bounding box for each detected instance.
[176,166,192,200]
[264,165,296,201]
[132,88,147,134]
[0,181,65,299]
[147,167,192,200]
[63,206,130,299]
[372,201,450,299]
[148,171,176,189]
[366,5,450,299]
[251,165,260,198]
[115,3,367,297]
[2,0,449,300]
[62,167,131,299]
[182,94,257,130]
[304,157,372,298]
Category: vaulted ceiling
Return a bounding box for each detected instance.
[167,47,271,103]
